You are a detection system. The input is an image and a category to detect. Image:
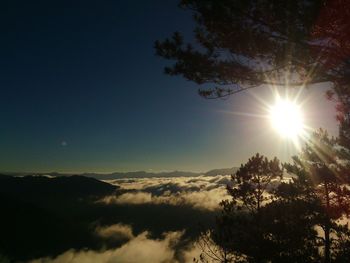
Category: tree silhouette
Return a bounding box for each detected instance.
[284,129,350,263]
[200,144,350,262]
[155,0,350,100]
[227,153,283,214]
[195,230,245,263]
[263,171,322,262]
[203,154,284,263]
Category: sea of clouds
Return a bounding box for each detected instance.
[30,175,234,263]
[29,173,291,263]
[30,223,201,263]
[100,175,233,211]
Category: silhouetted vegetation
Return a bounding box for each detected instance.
[155,1,350,111]
[197,130,350,262]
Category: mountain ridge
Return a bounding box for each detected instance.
[3,167,238,180]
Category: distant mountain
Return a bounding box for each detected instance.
[0,174,117,261]
[3,168,238,180]
[81,170,201,180]
[72,169,237,180]
[205,167,238,176]
[0,174,116,199]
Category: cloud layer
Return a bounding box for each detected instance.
[30,175,233,263]
[30,225,199,263]
[99,175,233,211]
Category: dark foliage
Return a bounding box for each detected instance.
[203,132,350,262]
[210,154,320,263]
[155,0,349,93]
[284,130,350,262]
[228,153,282,213]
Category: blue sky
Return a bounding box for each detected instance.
[0,0,338,173]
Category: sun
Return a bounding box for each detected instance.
[269,98,304,139]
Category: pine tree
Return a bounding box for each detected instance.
[155,1,350,99]
[284,129,350,263]
[211,154,283,262]
[227,153,283,214]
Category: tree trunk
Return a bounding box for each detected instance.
[324,181,331,263]
[324,221,331,263]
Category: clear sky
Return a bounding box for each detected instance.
[0,0,338,173]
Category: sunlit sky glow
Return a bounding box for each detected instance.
[0,1,338,173]
[269,98,304,138]
[268,94,307,149]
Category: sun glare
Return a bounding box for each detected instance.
[269,98,304,139]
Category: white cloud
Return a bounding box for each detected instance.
[30,231,184,263]
[101,192,153,205]
[95,223,134,240]
[99,187,229,211]
[99,175,232,211]
[106,175,231,192]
